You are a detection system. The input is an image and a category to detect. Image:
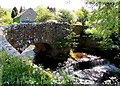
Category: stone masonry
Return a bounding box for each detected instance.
[3,22,88,53]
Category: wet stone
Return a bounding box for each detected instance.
[54,55,120,84]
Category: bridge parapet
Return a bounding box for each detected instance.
[3,22,88,53]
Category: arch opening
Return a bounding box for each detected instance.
[33,43,68,70]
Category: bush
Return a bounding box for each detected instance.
[75,7,89,25]
[1,49,53,84]
[35,6,54,22]
[85,2,120,67]
[85,2,119,51]
[0,8,13,25]
[0,49,80,84]
[56,9,76,24]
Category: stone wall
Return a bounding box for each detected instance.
[78,37,99,49]
[3,22,88,53]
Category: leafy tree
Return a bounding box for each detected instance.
[0,15,13,25]
[75,9,84,24]
[75,7,89,25]
[0,8,13,25]
[11,7,18,18]
[56,9,76,24]
[85,1,120,61]
[35,6,53,22]
[0,8,7,18]
[86,2,119,50]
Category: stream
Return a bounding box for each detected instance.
[0,26,120,85]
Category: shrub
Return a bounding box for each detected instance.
[35,6,54,22]
[0,49,80,84]
[1,49,53,84]
[56,9,76,24]
[0,8,13,25]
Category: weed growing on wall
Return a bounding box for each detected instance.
[51,26,80,48]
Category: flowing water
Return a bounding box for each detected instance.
[0,26,120,84]
[54,55,120,84]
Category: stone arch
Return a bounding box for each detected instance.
[33,42,66,70]
[33,42,53,56]
[3,22,88,53]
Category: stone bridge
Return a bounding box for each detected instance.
[3,22,88,53]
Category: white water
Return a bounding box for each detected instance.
[93,64,120,73]
[1,26,120,84]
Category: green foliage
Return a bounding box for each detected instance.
[1,49,52,84]
[114,53,120,60]
[0,8,7,18]
[51,26,79,48]
[75,9,84,19]
[13,17,20,23]
[51,70,80,84]
[0,49,81,84]
[85,2,119,51]
[65,26,80,48]
[56,9,76,24]
[35,6,54,22]
[11,7,18,18]
[85,1,120,63]
[0,8,13,25]
[75,7,89,25]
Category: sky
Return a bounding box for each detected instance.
[0,0,92,11]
